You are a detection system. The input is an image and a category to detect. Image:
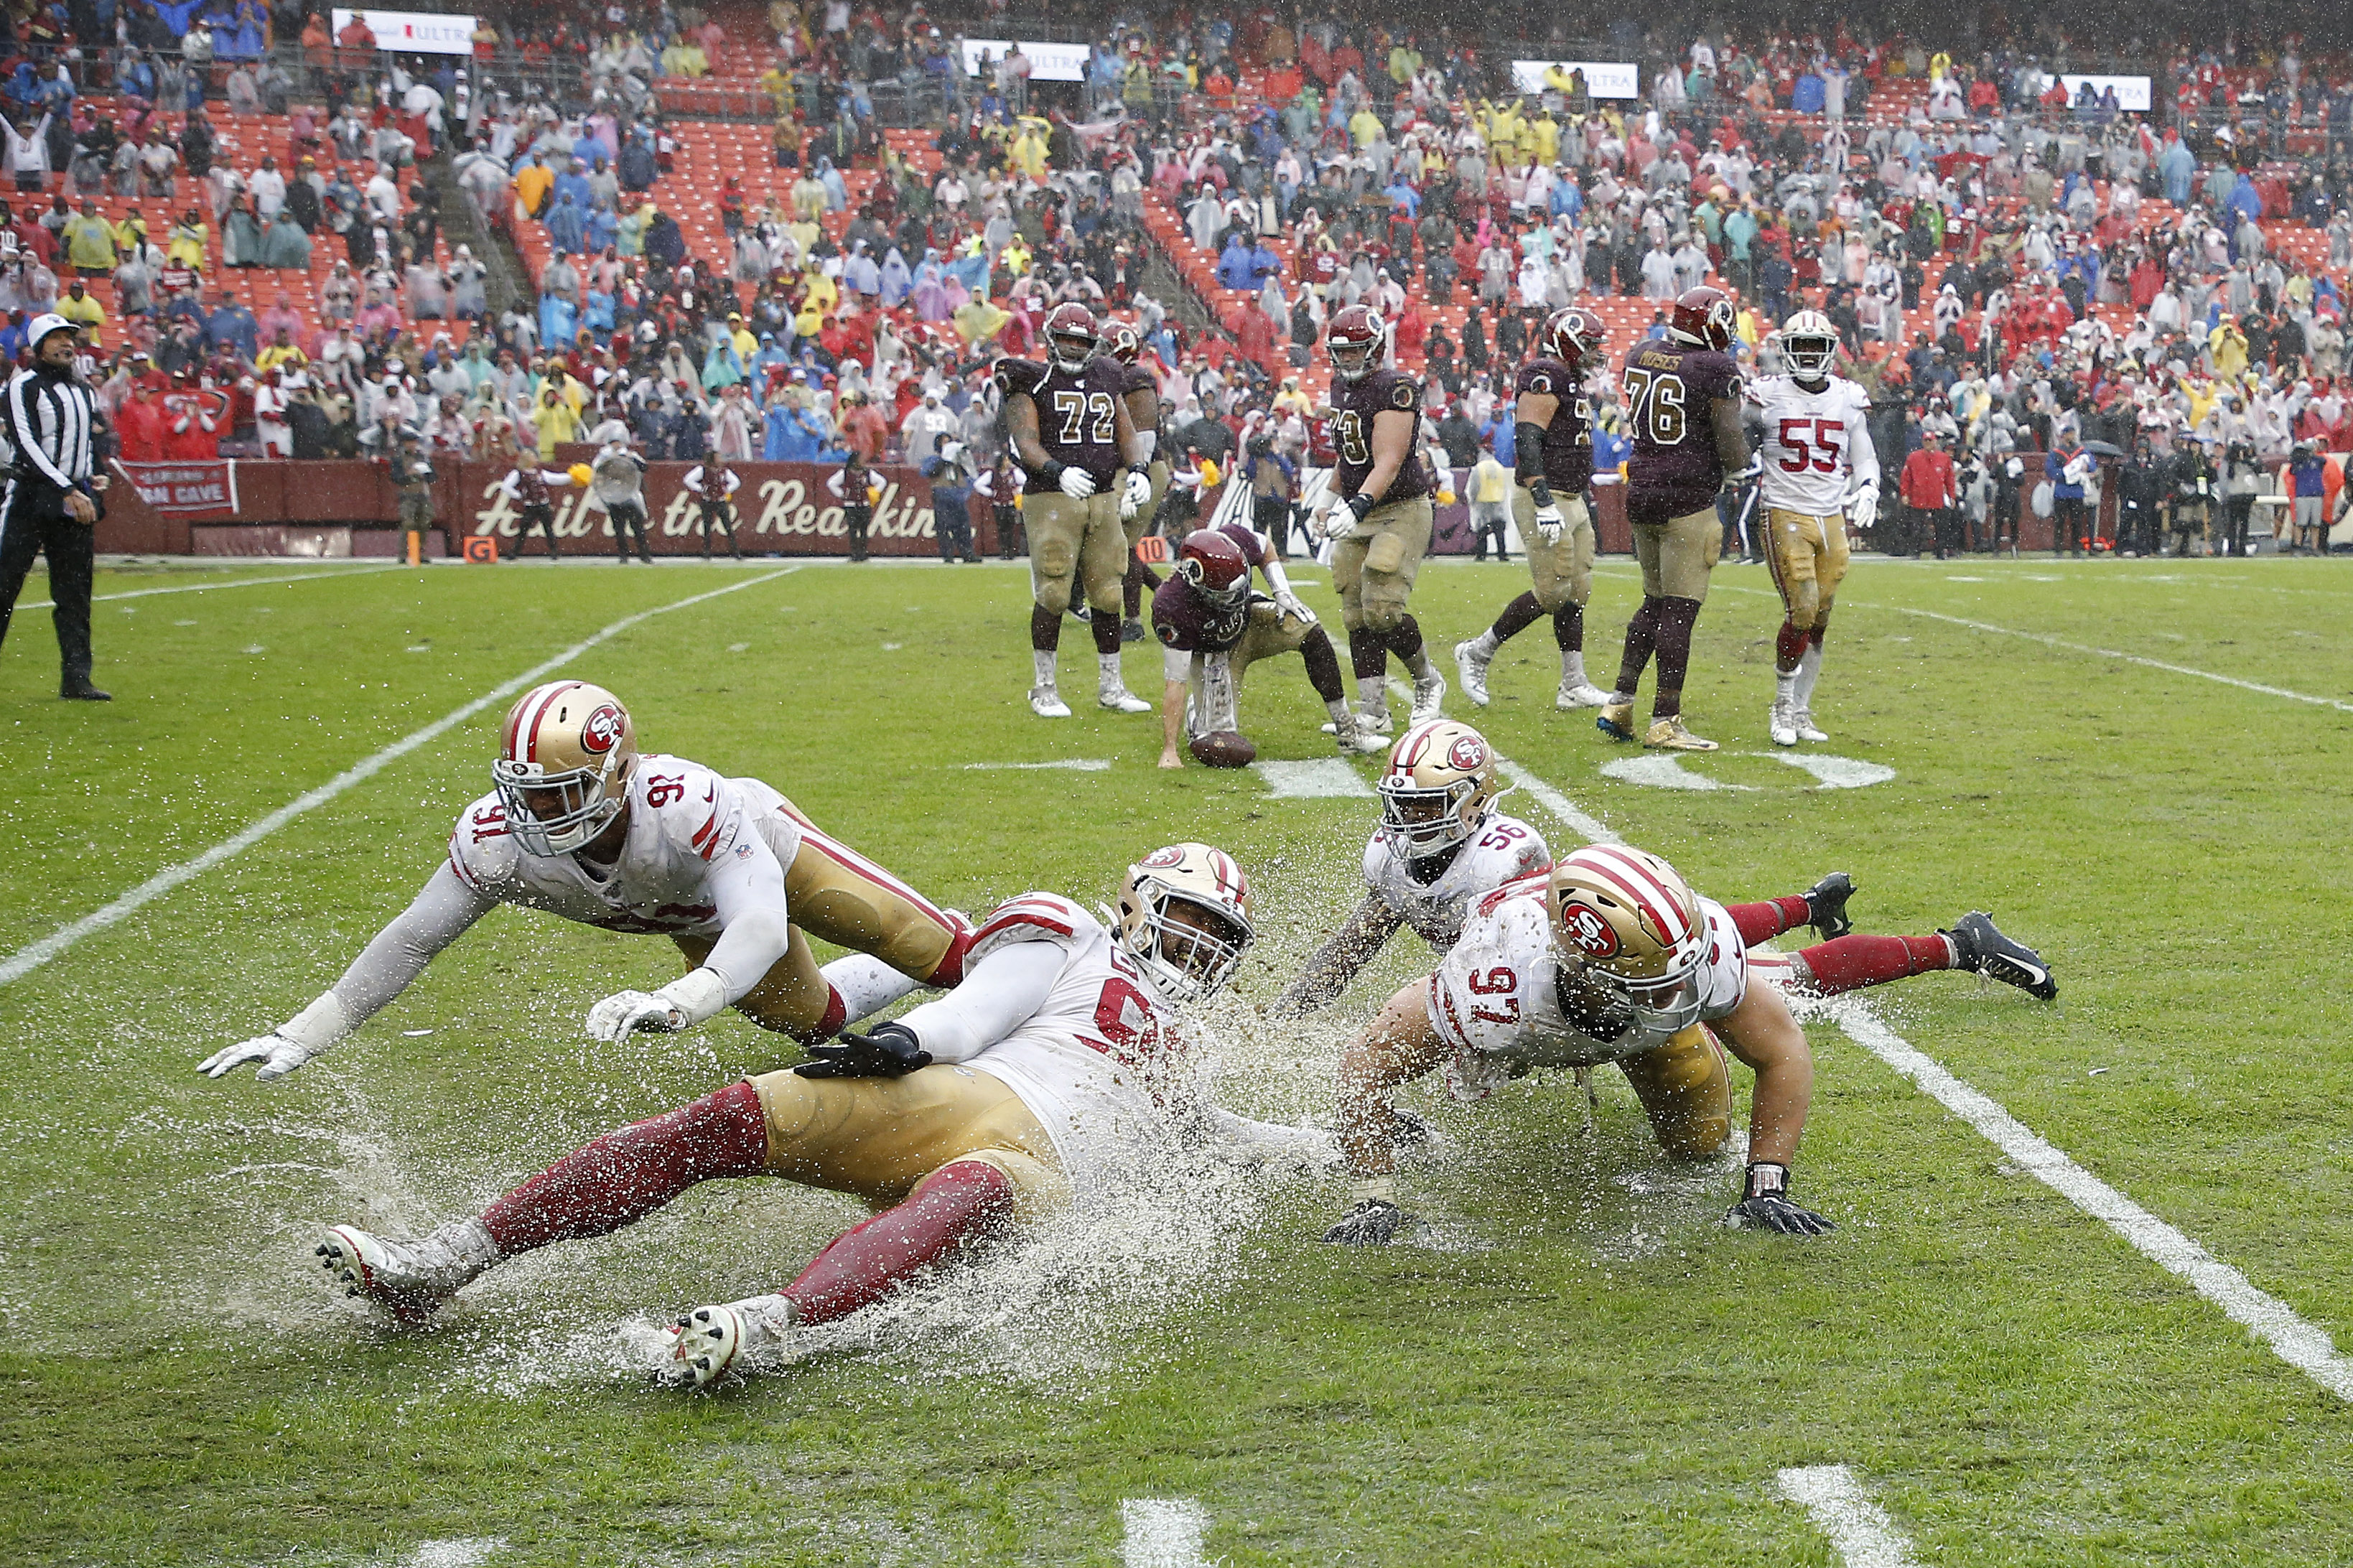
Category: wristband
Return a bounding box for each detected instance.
[1034,457,1066,488]
[1527,477,1555,510]
[279,991,356,1053]
[1128,463,1150,482]
[654,966,730,1029]
[1346,491,1376,524]
[1743,1162,1791,1200]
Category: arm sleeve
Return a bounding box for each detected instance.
[321,862,498,1026]
[684,811,794,1005]
[890,939,1064,1063]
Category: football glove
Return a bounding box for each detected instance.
[1846,487,1878,533]
[1272,589,1318,627]
[1532,500,1565,545]
[1058,466,1098,500]
[197,1031,326,1082]
[1120,467,1151,519]
[586,989,684,1042]
[795,1020,933,1079]
[1723,1162,1836,1236]
[1322,1198,1415,1246]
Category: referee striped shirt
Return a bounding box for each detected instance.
[5,367,99,498]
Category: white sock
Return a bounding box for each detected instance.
[1406,646,1438,681]
[1098,653,1126,689]
[430,1215,502,1276]
[1359,683,1387,719]
[1793,645,1823,711]
[1560,650,1588,689]
[1032,649,1057,689]
[1774,667,1799,705]
[1326,697,1354,726]
[820,953,924,1026]
[1466,628,1499,660]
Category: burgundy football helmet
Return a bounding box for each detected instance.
[1668,286,1736,352]
[1043,302,1100,370]
[1542,306,1606,373]
[1101,319,1142,365]
[1177,528,1252,610]
[1326,304,1387,382]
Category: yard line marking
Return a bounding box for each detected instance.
[21,563,403,612]
[964,758,1114,771]
[1120,1498,1211,1568]
[1455,714,2353,1404]
[403,1539,505,1568]
[1254,757,1374,798]
[1598,569,2353,714]
[1774,1466,1924,1568]
[0,569,799,991]
[1834,1005,2353,1401]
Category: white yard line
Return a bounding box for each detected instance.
[403,1539,505,1568]
[0,569,798,991]
[1774,1466,1924,1568]
[964,759,1114,771]
[21,563,403,612]
[1120,1498,1211,1568]
[1444,704,2353,1403]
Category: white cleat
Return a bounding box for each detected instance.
[1028,684,1072,719]
[1769,700,1799,747]
[1556,681,1611,709]
[1331,711,1389,755]
[1410,668,1447,724]
[1453,640,1493,706]
[663,1294,797,1388]
[1322,709,1394,739]
[315,1222,486,1325]
[1792,710,1830,742]
[1099,683,1153,714]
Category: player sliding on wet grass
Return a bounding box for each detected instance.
[314,845,1339,1387]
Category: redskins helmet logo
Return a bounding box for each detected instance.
[1140,846,1188,869]
[579,704,624,755]
[1561,905,1621,958]
[1447,735,1487,772]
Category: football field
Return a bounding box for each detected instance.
[1,551,2348,1566]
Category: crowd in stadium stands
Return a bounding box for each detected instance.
[14,1,2353,552]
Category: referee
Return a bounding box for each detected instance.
[0,314,110,700]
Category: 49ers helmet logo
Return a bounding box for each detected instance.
[1140,846,1188,869]
[1447,735,1487,772]
[579,703,625,755]
[1560,905,1621,958]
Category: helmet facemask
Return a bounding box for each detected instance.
[1127,882,1253,1004]
[1178,554,1250,610]
[493,753,628,856]
[1784,332,1837,382]
[1331,337,1376,382]
[1049,328,1096,373]
[1377,777,1482,858]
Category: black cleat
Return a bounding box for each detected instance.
[1803,872,1855,940]
[61,678,112,701]
[1942,913,2057,1002]
[1121,617,1145,644]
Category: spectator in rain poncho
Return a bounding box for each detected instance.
[258,207,311,269]
[880,246,912,307]
[546,189,586,254]
[912,253,951,321]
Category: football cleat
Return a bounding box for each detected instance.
[1769,700,1799,748]
[1028,684,1072,719]
[1331,711,1389,755]
[1453,639,1493,707]
[1323,708,1394,739]
[1410,668,1447,724]
[1556,681,1610,709]
[1943,912,2057,1001]
[1595,701,1637,742]
[1121,617,1145,645]
[1792,710,1830,742]
[662,1294,797,1388]
[1644,715,1718,751]
[315,1223,487,1325]
[1099,680,1153,714]
[1803,872,1855,940]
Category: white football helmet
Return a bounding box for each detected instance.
[1547,845,1710,1037]
[1781,309,1839,382]
[492,681,638,855]
[1113,843,1254,1004]
[1377,719,1505,858]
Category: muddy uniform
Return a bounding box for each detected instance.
[998,355,1130,616]
[1328,368,1432,633]
[1621,339,1740,599]
[1513,355,1596,612]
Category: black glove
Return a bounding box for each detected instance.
[1724,1162,1836,1236]
[1389,1107,1434,1152]
[1322,1198,1415,1246]
[793,1021,932,1079]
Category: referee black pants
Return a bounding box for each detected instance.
[0,502,95,685]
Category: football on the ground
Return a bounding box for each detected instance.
[1190,730,1258,768]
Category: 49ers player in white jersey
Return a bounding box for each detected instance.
[1748,311,1881,747]
[198,681,973,1082]
[307,845,1332,1388]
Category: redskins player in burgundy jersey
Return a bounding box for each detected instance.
[1454,307,1613,713]
[996,303,1155,719]
[1150,523,1385,766]
[1314,304,1448,738]
[1597,286,1753,752]
[1100,320,1168,643]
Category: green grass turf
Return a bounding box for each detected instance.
[1,554,2348,1565]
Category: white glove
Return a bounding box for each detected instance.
[1058,466,1096,499]
[1273,589,1318,626]
[1532,500,1565,544]
[197,1031,328,1081]
[1847,487,1878,532]
[1121,467,1151,519]
[1307,495,1337,543]
[586,989,684,1042]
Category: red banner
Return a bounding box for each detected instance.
[116,460,241,517]
[452,460,943,556]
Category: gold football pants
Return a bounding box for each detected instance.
[1025,490,1127,615]
[749,1063,1070,1218]
[1331,494,1433,633]
[1764,507,1850,630]
[1510,486,1595,612]
[1630,506,1723,602]
[1616,1024,1733,1159]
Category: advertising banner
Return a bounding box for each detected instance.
[116,460,240,516]
[959,39,1092,83]
[1509,60,1642,100]
[455,460,943,556]
[2058,74,2153,112]
[330,9,478,56]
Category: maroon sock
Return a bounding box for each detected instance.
[1301,627,1346,703]
[1613,596,1661,696]
[1649,596,1702,718]
[1488,590,1544,644]
[1725,895,1814,946]
[1386,612,1425,663]
[1552,602,1583,653]
[1030,603,1062,653]
[1808,623,1827,650]
[781,1159,1016,1326]
[482,1082,770,1256]
[1349,628,1388,683]
[1090,607,1122,655]
[1797,934,1954,997]
[1122,554,1156,619]
[1776,620,1808,670]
